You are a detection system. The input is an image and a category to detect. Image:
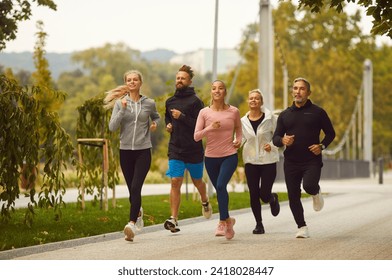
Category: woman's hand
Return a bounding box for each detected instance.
[121,98,127,108]
[150,122,157,132]
[263,143,271,152]
[233,139,241,149]
[211,121,221,129]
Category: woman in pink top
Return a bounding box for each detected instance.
[194,80,242,240]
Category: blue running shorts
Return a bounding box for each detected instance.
[166,159,204,179]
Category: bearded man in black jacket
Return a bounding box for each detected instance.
[273,77,335,239]
[163,65,212,233]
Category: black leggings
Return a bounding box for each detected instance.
[120,149,151,222]
[245,163,277,224]
[284,159,321,228]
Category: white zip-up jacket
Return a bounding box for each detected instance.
[241,107,279,165]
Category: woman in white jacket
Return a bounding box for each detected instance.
[241,89,280,234]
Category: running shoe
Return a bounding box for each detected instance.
[202,201,212,219]
[135,206,144,232]
[124,222,136,241]
[312,190,324,211]
[270,193,280,216]
[215,222,226,237]
[225,217,236,240]
[253,223,265,234]
[164,217,180,233]
[296,226,310,238]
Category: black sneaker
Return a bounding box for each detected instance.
[270,193,280,217]
[164,217,180,233]
[253,223,265,234]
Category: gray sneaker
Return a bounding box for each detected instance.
[296,226,310,238]
[135,206,144,232]
[312,190,324,211]
[124,222,136,241]
[164,217,180,233]
[202,201,212,219]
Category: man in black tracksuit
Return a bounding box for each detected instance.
[273,77,335,238]
[163,65,212,233]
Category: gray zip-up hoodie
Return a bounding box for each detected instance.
[109,95,160,150]
[241,107,279,165]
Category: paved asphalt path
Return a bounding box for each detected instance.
[1,174,392,260]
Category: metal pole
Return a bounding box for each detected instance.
[378,157,384,184]
[259,0,274,110]
[212,0,219,81]
[207,0,219,199]
[283,65,288,109]
[363,59,373,175]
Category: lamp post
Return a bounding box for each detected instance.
[258,0,274,111]
[212,0,219,81]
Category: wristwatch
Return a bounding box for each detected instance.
[319,144,326,150]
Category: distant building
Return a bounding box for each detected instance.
[169,48,240,75]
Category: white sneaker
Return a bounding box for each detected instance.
[202,201,212,219]
[296,226,310,238]
[135,207,144,231]
[312,190,324,211]
[124,222,136,241]
[164,217,180,233]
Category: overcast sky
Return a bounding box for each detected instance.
[3,0,390,54]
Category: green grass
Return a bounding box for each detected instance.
[0,192,289,252]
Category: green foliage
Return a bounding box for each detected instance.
[298,0,392,37]
[76,95,120,205]
[0,75,75,226]
[31,20,63,112]
[0,0,57,51]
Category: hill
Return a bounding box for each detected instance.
[0,49,177,79]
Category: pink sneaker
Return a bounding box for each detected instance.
[225,217,236,240]
[215,222,226,236]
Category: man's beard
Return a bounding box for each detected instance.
[176,83,187,90]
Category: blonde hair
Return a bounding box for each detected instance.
[103,85,129,110]
[103,70,144,110]
[123,70,144,83]
[248,88,264,102]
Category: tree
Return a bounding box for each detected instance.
[31,20,63,112]
[229,0,392,160]
[0,0,57,51]
[0,8,75,225]
[0,75,75,225]
[297,0,392,37]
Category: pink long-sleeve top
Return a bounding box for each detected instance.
[194,105,242,158]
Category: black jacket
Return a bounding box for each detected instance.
[165,87,204,162]
[272,100,335,163]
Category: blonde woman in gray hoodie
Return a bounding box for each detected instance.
[241,89,280,235]
[106,70,160,242]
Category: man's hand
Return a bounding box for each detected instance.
[282,134,295,146]
[309,144,322,155]
[166,123,173,133]
[170,109,182,119]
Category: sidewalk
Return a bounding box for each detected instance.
[1,173,392,260]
